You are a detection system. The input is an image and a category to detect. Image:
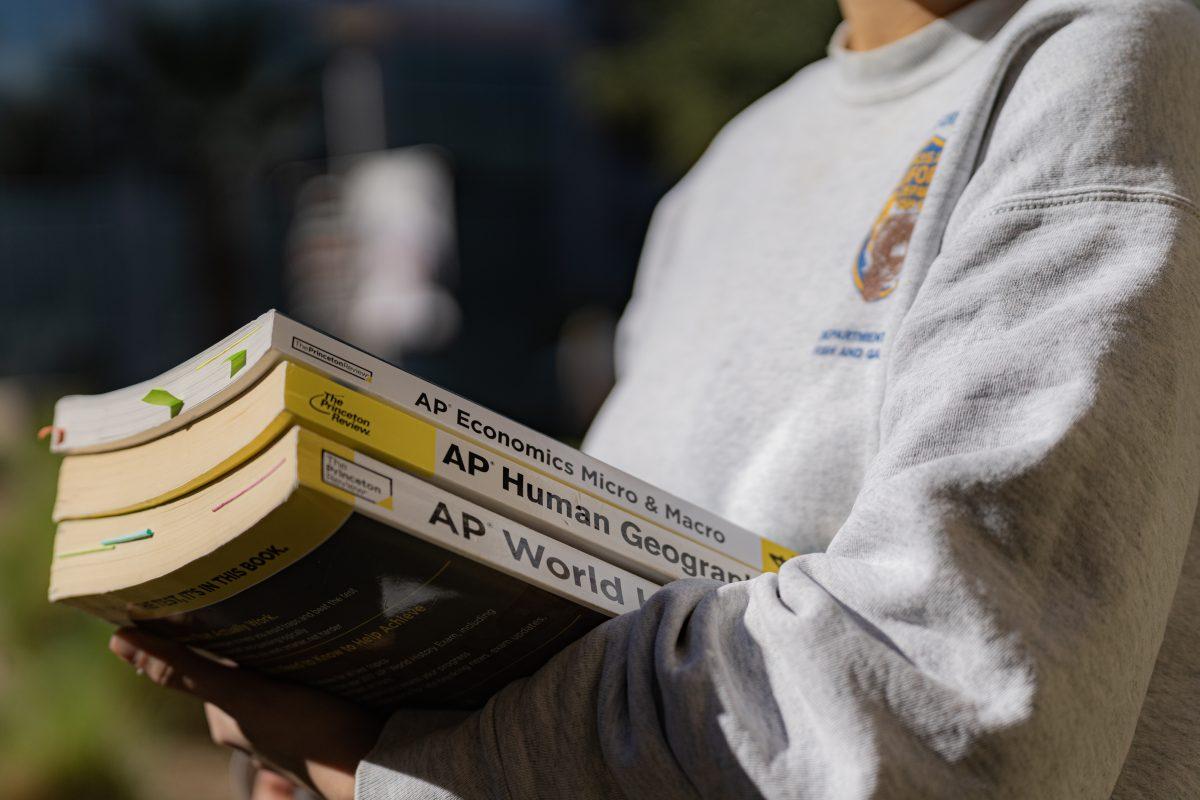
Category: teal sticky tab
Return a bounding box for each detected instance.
[100,529,155,547]
[226,349,247,378]
[142,389,184,419]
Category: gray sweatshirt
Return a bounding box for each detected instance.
[356,0,1200,797]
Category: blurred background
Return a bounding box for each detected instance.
[0,0,840,797]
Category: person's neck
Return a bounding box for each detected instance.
[838,0,977,51]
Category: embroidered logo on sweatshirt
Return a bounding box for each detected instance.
[854,134,945,302]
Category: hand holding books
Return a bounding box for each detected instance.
[108,626,388,800]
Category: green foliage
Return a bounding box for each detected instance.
[577,0,842,175]
[0,409,214,800]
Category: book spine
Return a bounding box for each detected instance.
[283,363,761,585]
[272,315,795,574]
[297,430,661,618]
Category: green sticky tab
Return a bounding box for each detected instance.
[100,529,155,547]
[226,349,247,378]
[142,389,183,418]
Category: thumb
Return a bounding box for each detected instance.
[109,627,266,712]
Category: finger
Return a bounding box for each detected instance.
[251,769,299,800]
[207,692,314,793]
[206,702,252,752]
[109,627,268,711]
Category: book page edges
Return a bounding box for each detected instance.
[52,364,295,520]
[49,430,352,621]
[50,311,280,454]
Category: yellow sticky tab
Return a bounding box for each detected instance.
[761,539,797,573]
[283,362,437,476]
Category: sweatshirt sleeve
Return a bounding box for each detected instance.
[356,5,1200,799]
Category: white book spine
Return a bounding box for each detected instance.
[314,446,661,618]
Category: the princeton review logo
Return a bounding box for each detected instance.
[309,391,372,436]
[854,133,946,302]
[322,450,394,508]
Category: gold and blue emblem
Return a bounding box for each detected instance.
[854,134,945,302]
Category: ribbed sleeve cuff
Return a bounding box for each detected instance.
[355,709,496,800]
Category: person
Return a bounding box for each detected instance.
[107,0,1200,797]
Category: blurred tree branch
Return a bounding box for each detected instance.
[576,0,841,175]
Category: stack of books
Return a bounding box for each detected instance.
[46,311,794,710]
